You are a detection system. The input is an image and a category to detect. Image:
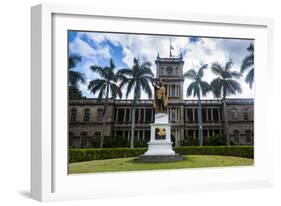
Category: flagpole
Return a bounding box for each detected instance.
[169,37,172,58]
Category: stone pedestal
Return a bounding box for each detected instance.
[144,113,175,155]
[135,113,184,162]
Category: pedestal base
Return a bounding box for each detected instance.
[144,141,175,156]
[136,113,184,162]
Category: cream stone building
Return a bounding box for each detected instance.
[69,55,254,147]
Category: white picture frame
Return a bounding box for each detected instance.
[31,3,274,202]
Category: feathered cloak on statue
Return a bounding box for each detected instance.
[152,82,168,113]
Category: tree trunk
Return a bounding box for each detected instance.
[223,98,229,146]
[198,96,203,146]
[130,100,136,148]
[100,85,109,148]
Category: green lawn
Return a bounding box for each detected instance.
[69,155,254,174]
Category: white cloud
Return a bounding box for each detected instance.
[70,31,254,100]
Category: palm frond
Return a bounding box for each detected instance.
[210,78,223,98]
[229,71,242,79]
[224,59,233,72]
[140,78,152,99]
[211,63,224,77]
[88,79,106,95]
[187,82,200,98]
[245,68,254,89]
[225,79,242,95]
[69,70,85,87]
[97,84,107,100]
[125,79,135,98]
[89,65,107,78]
[197,64,208,78]
[199,81,210,97]
[110,83,122,99]
[183,69,197,80]
[68,55,81,69]
[241,54,254,73]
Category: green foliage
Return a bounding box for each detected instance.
[69,148,146,163]
[69,146,254,163]
[180,136,199,146]
[88,136,148,148]
[204,134,232,146]
[241,43,254,89]
[68,85,85,100]
[180,135,234,146]
[174,146,253,159]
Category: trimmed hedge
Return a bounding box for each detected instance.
[174,146,254,159]
[69,146,253,163]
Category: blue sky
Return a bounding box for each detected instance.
[68,31,254,99]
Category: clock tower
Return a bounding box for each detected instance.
[155,53,184,101]
[155,53,185,146]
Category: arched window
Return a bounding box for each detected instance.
[84,109,90,122]
[231,108,238,120]
[233,130,240,144]
[80,132,88,148]
[69,132,74,147]
[245,130,252,144]
[70,108,77,122]
[243,108,249,120]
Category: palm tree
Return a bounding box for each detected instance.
[241,43,254,89]
[184,64,209,146]
[118,58,154,148]
[68,55,85,99]
[68,55,85,87]
[210,59,242,146]
[88,59,122,148]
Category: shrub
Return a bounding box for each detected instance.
[181,135,235,146]
[174,146,253,158]
[180,136,199,146]
[88,136,148,148]
[69,146,254,163]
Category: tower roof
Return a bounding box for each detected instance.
[155,55,184,64]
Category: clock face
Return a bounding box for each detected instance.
[166,66,173,74]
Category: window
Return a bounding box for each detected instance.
[171,85,175,97]
[171,108,176,122]
[186,108,193,122]
[69,132,74,147]
[70,108,77,122]
[245,130,252,144]
[243,108,249,120]
[231,108,238,120]
[233,130,240,144]
[145,108,152,122]
[126,108,130,122]
[80,132,88,148]
[202,108,207,122]
[213,108,219,121]
[97,109,103,121]
[84,109,90,122]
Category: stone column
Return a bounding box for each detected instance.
[192,108,195,122]
[116,109,119,122]
[144,108,146,123]
[124,108,127,122]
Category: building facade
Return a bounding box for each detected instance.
[69,55,254,147]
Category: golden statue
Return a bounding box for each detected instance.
[152,79,168,113]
